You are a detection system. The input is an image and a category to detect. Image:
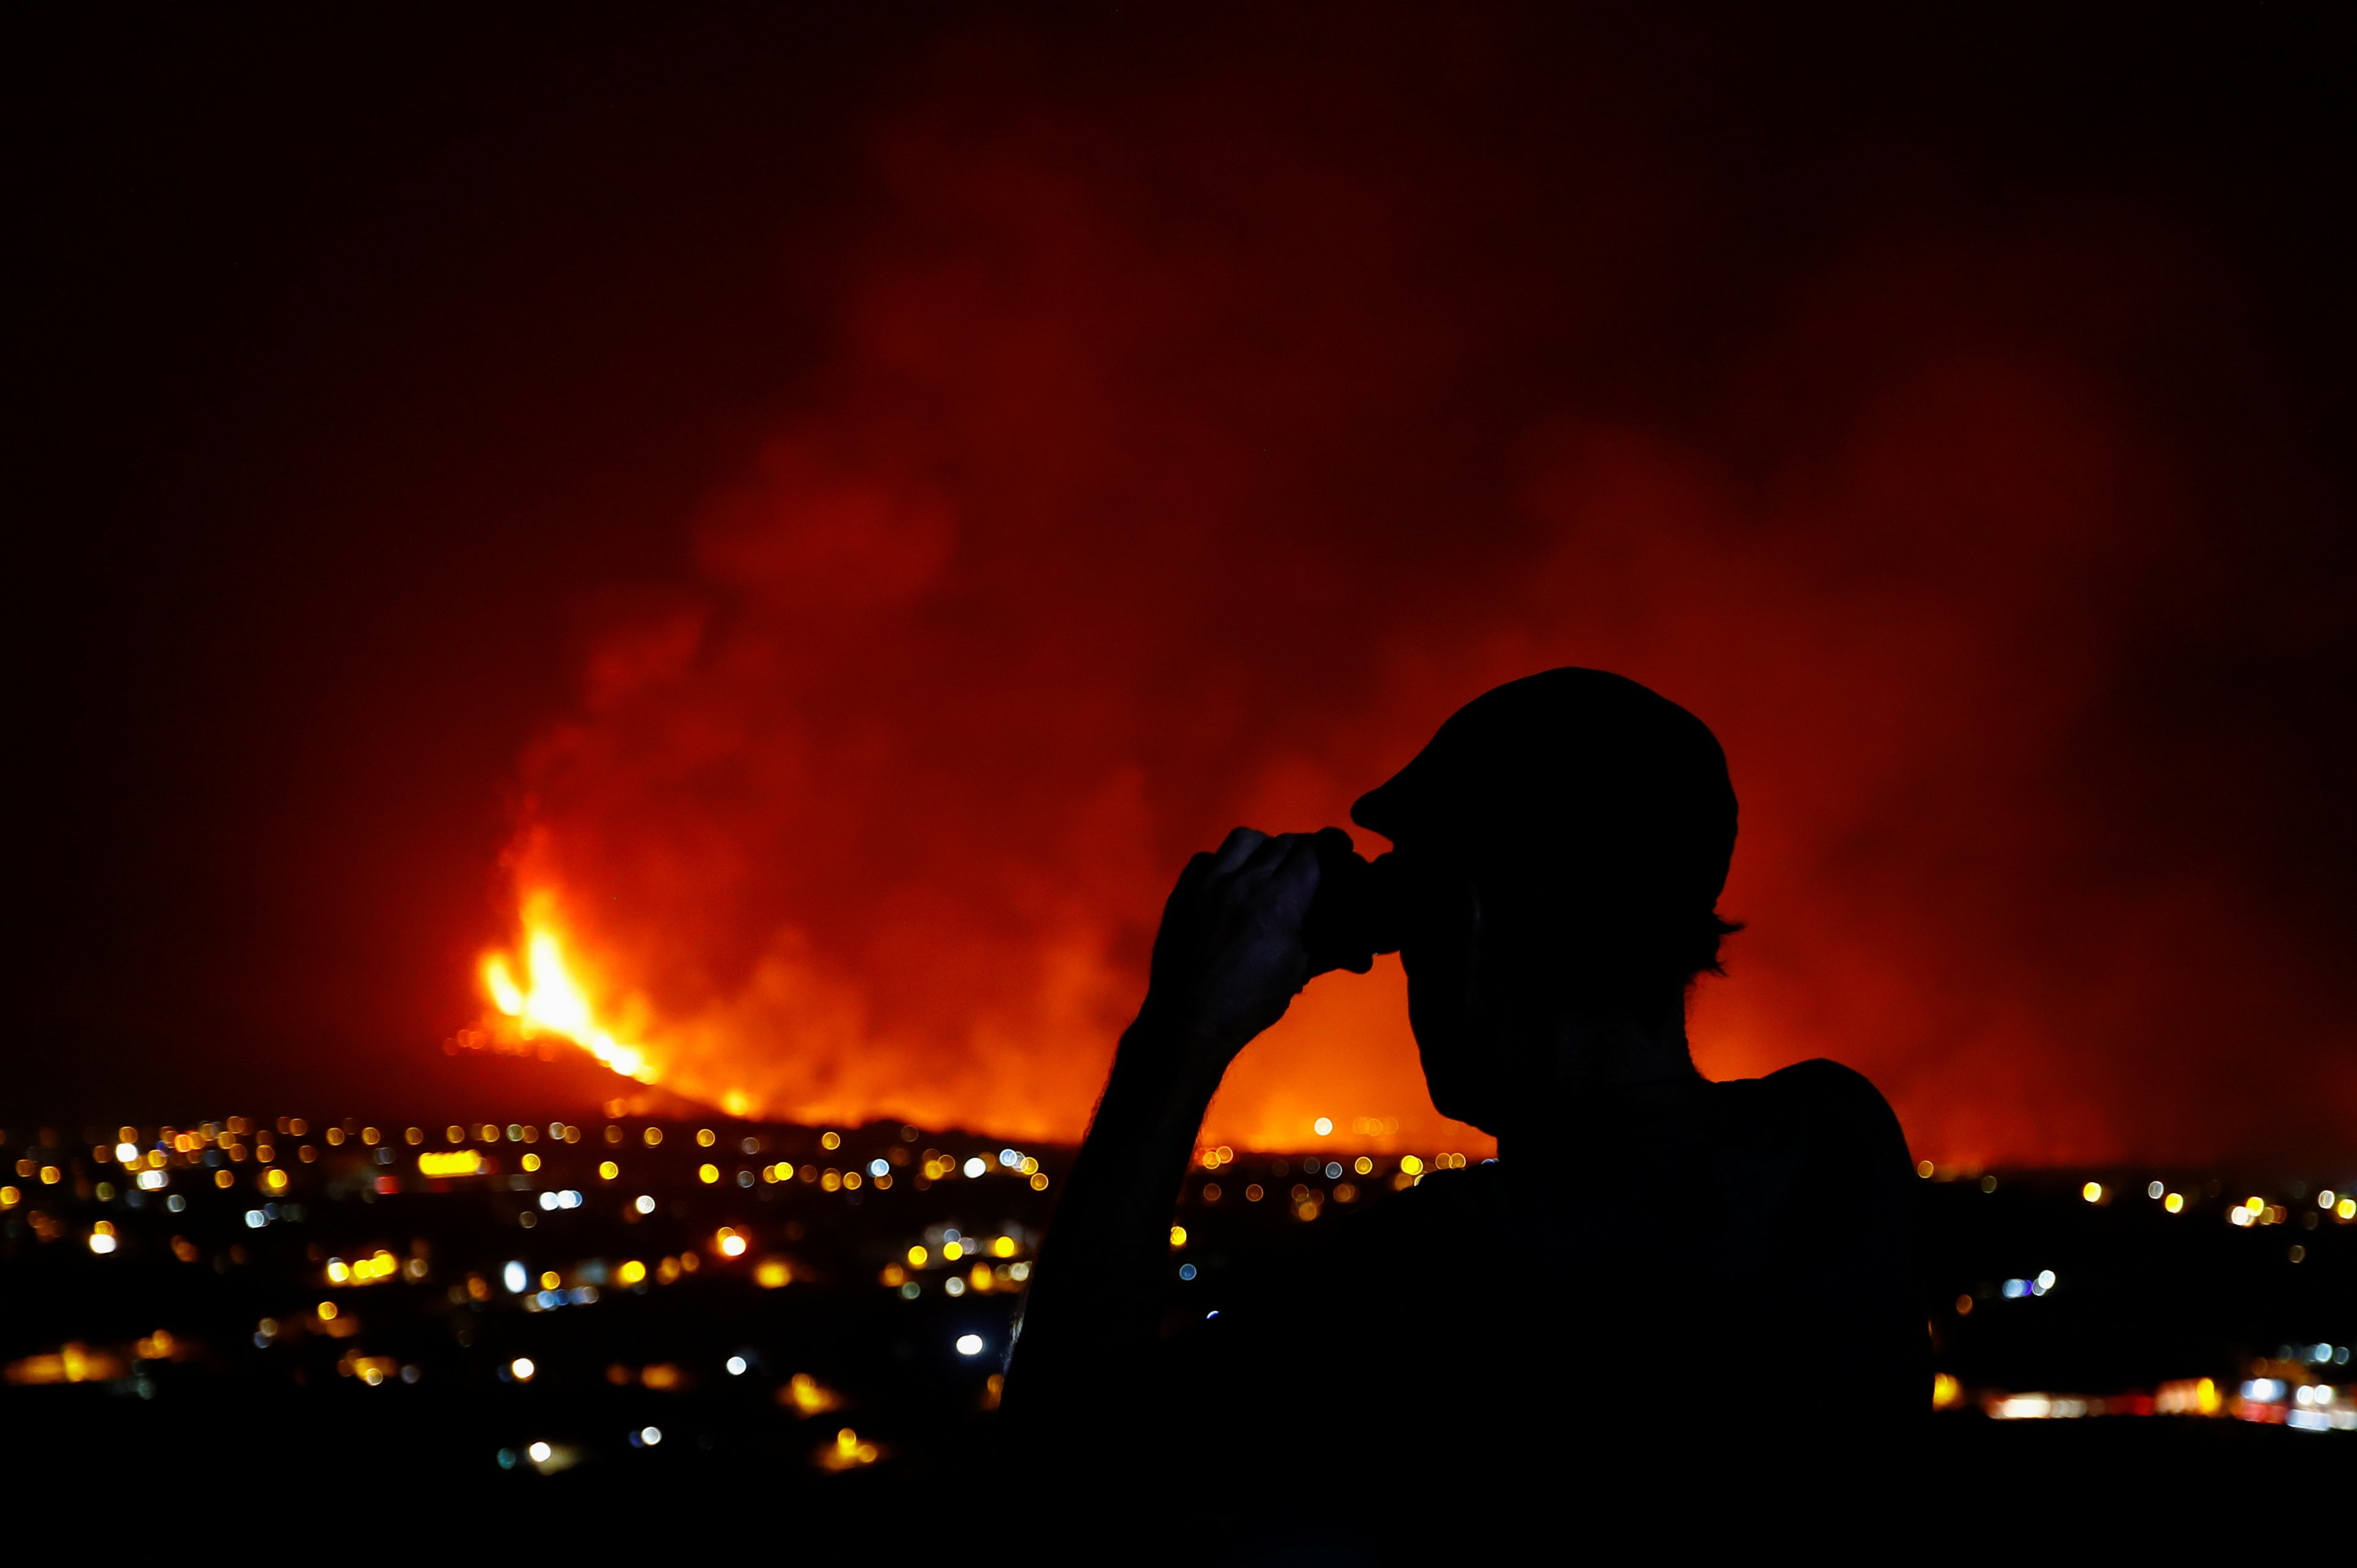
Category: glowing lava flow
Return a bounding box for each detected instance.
[481,921,658,1084]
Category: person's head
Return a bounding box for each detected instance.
[1352,668,1738,1131]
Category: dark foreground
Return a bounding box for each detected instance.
[2,1112,2348,1534]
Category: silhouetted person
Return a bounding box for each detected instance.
[1006,669,1924,1551]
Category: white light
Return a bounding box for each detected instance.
[962,1156,986,1178]
[2242,1378,2286,1403]
[999,1148,1019,1166]
[561,1189,583,1208]
[115,1142,139,1163]
[725,1355,748,1376]
[639,1425,662,1446]
[88,1233,117,1255]
[955,1333,985,1356]
[538,1191,559,1211]
[244,1209,266,1228]
[136,1170,166,1191]
[1313,1117,1333,1136]
[527,1440,552,1464]
[511,1357,536,1381]
[944,1277,967,1297]
[634,1195,656,1214]
[868,1158,888,1178]
[503,1261,528,1294]
[2147,1180,2165,1200]
[2036,1269,2056,1291]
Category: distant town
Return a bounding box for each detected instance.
[2,1109,2349,1506]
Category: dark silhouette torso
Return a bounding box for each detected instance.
[1132,1059,1924,1530]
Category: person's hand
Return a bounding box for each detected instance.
[1129,828,1322,1087]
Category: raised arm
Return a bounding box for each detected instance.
[1003,828,1322,1420]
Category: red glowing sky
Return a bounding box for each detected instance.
[15,7,2357,1163]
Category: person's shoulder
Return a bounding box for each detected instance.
[1755,1057,1899,1123]
[1745,1059,1912,1182]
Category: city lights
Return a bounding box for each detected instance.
[5,1102,2345,1492]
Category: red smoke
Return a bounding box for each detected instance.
[492,20,2355,1163]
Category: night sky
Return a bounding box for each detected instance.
[13,5,2355,1163]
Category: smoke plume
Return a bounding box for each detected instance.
[497,14,2356,1162]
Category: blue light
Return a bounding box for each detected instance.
[1177,1263,1197,1281]
[2001,1278,2028,1299]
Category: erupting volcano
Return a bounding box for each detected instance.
[479,897,659,1088]
[18,8,2348,1166]
[412,16,2357,1169]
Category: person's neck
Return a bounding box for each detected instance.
[1550,993,1698,1090]
[1493,994,1700,1156]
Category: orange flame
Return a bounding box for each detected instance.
[480,900,659,1085]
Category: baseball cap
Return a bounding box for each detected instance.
[1350,668,1736,921]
